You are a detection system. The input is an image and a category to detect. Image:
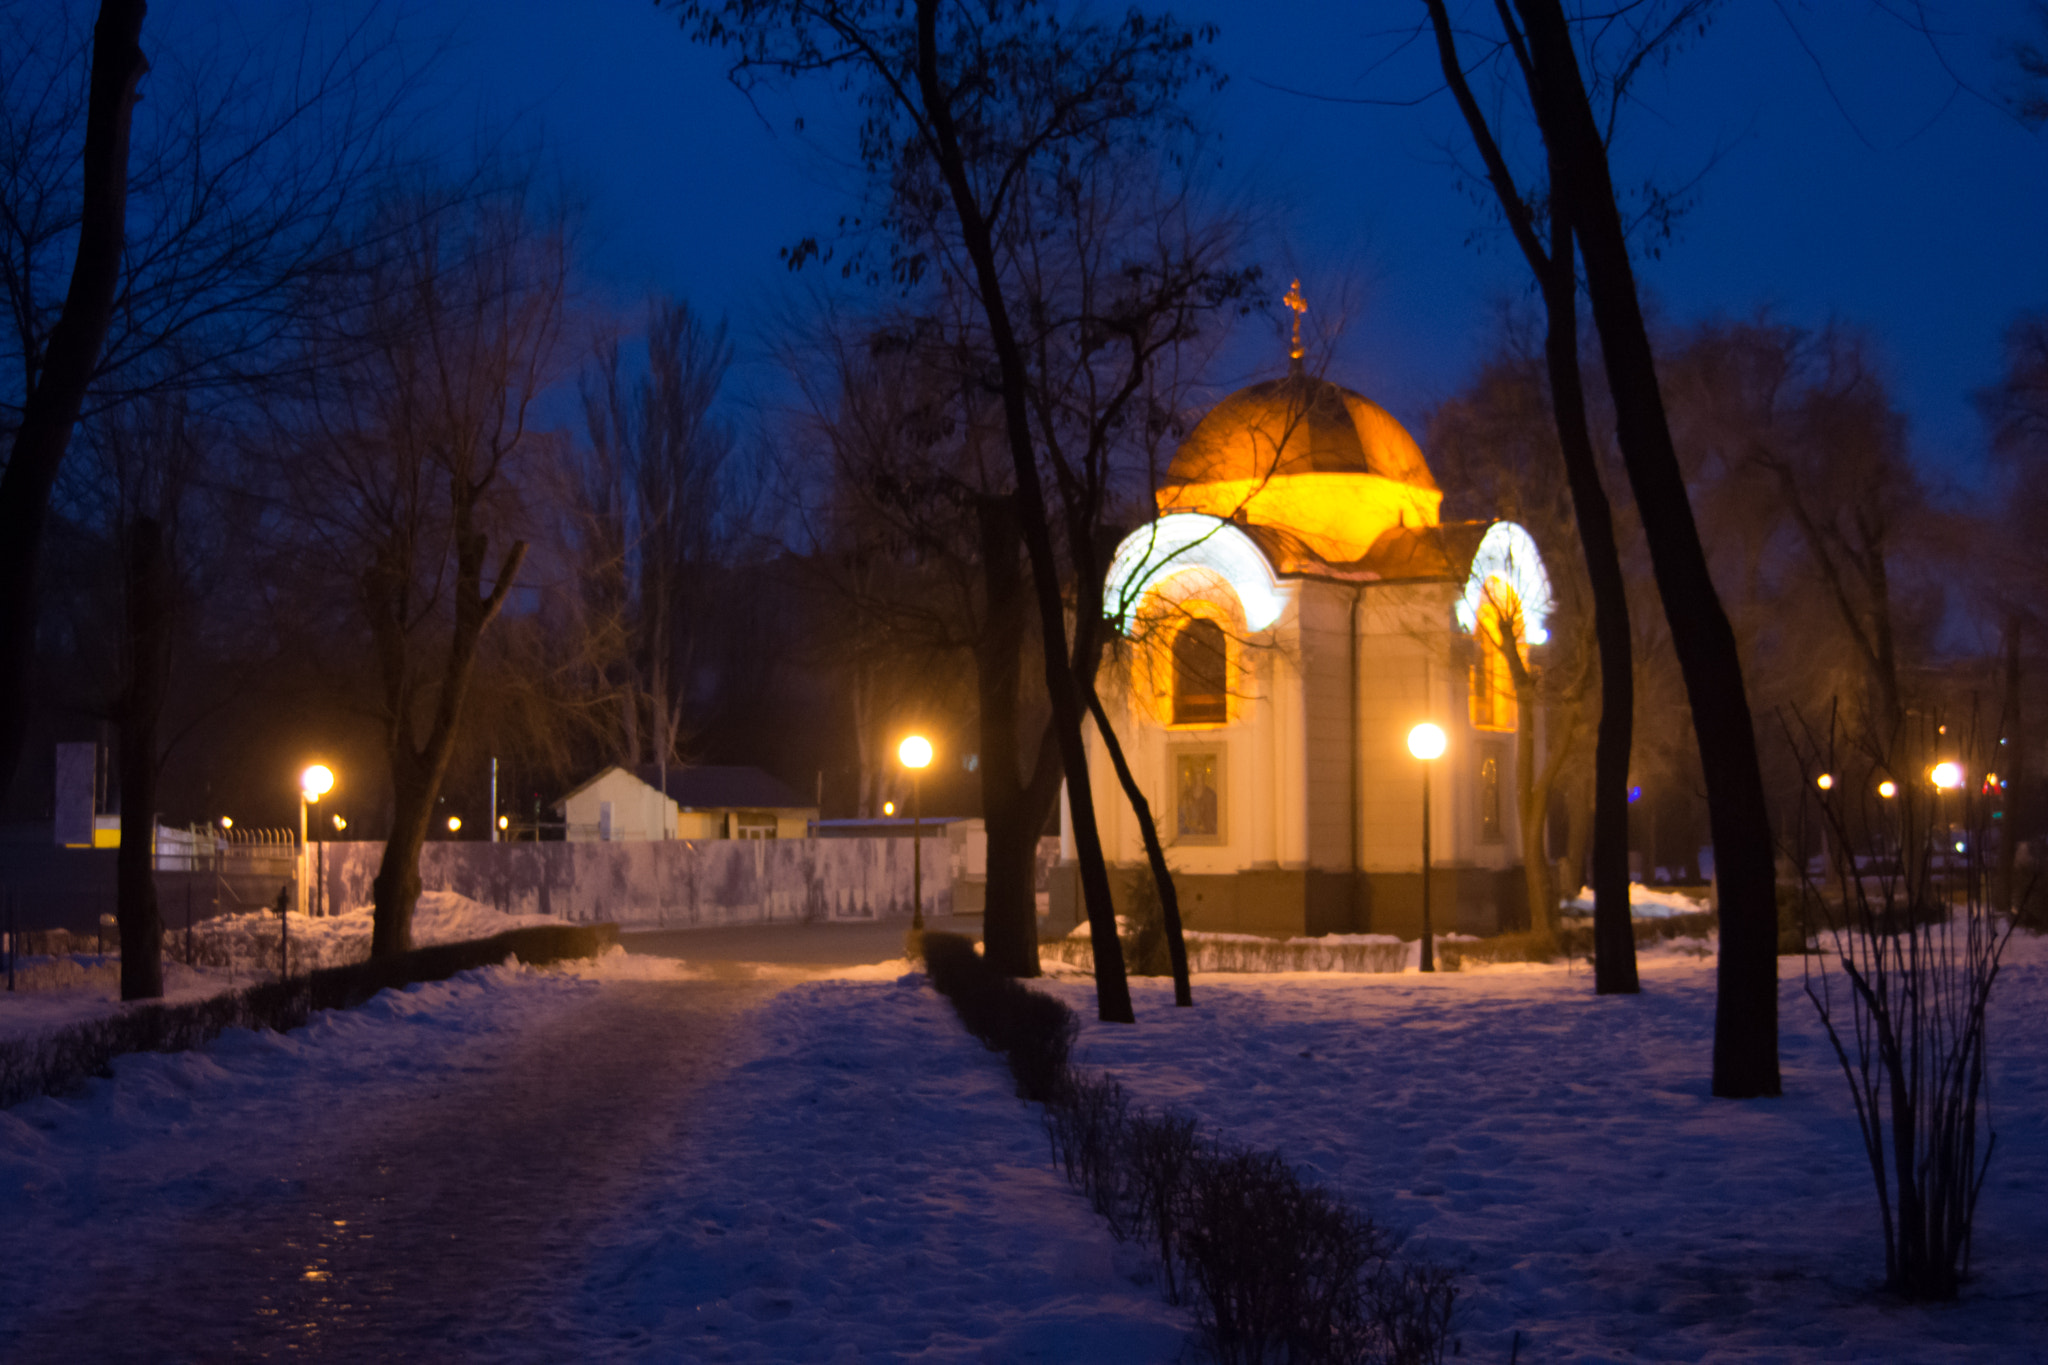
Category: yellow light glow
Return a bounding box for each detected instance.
[1407,722,1447,761]
[883,801,896,817]
[220,816,233,830]
[498,815,509,830]
[301,764,334,799]
[446,815,462,832]
[898,735,933,770]
[1159,472,1441,565]
[1816,773,1834,790]
[1931,762,1963,790]
[331,814,346,832]
[1879,780,1898,799]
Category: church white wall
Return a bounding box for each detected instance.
[1298,581,1355,872]
[1080,582,1304,879]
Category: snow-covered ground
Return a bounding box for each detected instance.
[1562,881,1711,918]
[0,891,556,1041]
[4,930,2044,1361]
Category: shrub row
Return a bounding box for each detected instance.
[1044,932,1409,977]
[921,931,1458,1365]
[0,922,619,1110]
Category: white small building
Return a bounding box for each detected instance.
[1070,352,1552,939]
[555,765,818,842]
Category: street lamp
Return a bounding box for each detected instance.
[899,734,934,931]
[299,764,334,920]
[1878,779,1897,799]
[1407,722,1447,973]
[1816,772,1834,791]
[447,815,462,834]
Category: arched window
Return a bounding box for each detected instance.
[1172,618,1229,725]
[1468,579,1521,732]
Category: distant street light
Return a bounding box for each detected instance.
[1879,780,1897,799]
[332,814,346,833]
[295,763,337,963]
[899,734,934,932]
[220,816,233,831]
[1816,773,1834,791]
[498,814,509,833]
[1931,762,1963,790]
[1407,722,1447,973]
[883,801,895,817]
[447,815,462,834]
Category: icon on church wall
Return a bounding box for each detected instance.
[1176,750,1221,841]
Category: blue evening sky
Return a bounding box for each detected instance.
[275,2,2048,484]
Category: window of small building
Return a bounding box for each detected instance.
[732,811,777,840]
[1480,748,1504,843]
[1467,581,1521,732]
[1172,618,1229,725]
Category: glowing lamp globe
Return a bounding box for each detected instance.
[899,735,934,770]
[883,801,896,816]
[1407,723,1447,762]
[301,764,334,800]
[498,815,509,830]
[1879,780,1898,799]
[1816,773,1834,791]
[332,814,347,832]
[447,815,462,833]
[1931,762,1963,790]
[220,816,233,830]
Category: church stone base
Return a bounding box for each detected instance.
[1045,864,1530,942]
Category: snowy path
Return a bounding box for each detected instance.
[0,967,775,1362]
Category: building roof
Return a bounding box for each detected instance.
[636,764,809,810]
[1163,374,1438,492]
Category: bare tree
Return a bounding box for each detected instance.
[282,181,564,956]
[683,0,1235,1020]
[0,0,145,801]
[1423,0,1640,993]
[1424,0,1780,1095]
[2,3,419,799]
[572,297,741,778]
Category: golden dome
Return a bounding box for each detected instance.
[1164,374,1438,492]
[1157,374,1443,564]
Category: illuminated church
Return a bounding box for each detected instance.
[1060,285,1553,940]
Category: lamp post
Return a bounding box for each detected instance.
[899,734,933,931]
[297,764,334,973]
[1407,723,1446,973]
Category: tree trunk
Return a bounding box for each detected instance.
[1516,0,1777,1094]
[114,514,167,1001]
[0,0,148,797]
[1083,685,1192,1005]
[1424,0,1637,992]
[367,533,528,958]
[1540,213,1639,994]
[974,494,1060,977]
[915,0,1131,1022]
[1997,612,2024,913]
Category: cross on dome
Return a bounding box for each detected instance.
[1283,278,1307,366]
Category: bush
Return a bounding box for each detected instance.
[1435,931,1560,971]
[922,931,1077,1103]
[926,930,1462,1362]
[1125,869,1173,977]
[0,922,619,1110]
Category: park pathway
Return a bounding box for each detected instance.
[3,974,778,1363]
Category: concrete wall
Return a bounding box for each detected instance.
[313,835,950,929]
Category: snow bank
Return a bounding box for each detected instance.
[0,892,558,1043]
[1563,881,1710,919]
[1035,937,2048,1361]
